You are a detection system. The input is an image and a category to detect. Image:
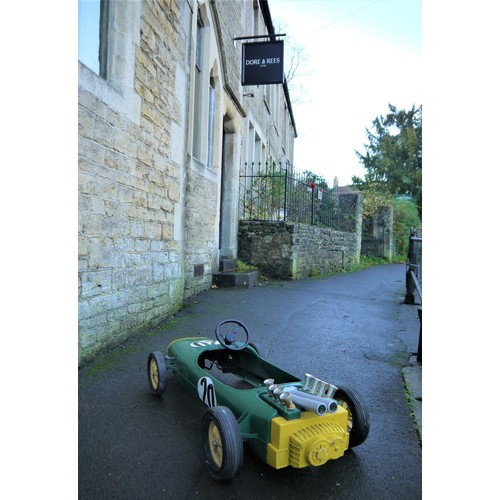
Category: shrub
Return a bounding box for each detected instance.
[393,197,421,257]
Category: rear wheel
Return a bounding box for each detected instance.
[335,386,370,447]
[201,406,244,482]
[147,351,167,396]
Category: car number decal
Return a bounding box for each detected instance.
[198,377,217,408]
[190,339,221,348]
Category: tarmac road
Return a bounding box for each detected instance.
[79,263,422,499]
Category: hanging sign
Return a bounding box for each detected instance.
[241,40,284,86]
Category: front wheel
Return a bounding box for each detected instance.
[147,351,168,396]
[335,386,370,447]
[201,406,244,482]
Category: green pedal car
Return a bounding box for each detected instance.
[147,319,370,482]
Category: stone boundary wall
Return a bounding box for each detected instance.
[238,221,360,280]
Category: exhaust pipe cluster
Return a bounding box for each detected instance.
[263,377,338,416]
[303,373,338,399]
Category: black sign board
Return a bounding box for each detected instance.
[241,40,284,86]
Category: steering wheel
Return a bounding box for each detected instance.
[215,320,250,351]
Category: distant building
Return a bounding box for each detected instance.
[78,0,297,364]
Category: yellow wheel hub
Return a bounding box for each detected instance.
[337,399,353,432]
[149,359,159,390]
[208,421,223,468]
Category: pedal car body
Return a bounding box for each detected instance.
[147,320,370,481]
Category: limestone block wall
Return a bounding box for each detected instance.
[183,166,219,297]
[238,221,360,280]
[78,0,299,365]
[78,1,188,365]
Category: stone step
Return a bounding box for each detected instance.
[212,270,259,288]
[219,258,237,272]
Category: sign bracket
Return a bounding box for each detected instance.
[233,33,286,42]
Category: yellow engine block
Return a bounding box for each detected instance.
[267,408,350,469]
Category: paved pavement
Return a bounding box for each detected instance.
[79,263,422,499]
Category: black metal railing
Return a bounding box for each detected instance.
[239,161,358,232]
[404,227,422,362]
[405,227,422,304]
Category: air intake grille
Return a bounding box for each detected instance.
[289,421,345,467]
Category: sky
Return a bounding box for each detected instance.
[268,0,422,187]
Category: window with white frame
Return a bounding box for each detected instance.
[248,123,255,165]
[282,102,289,151]
[78,0,109,77]
[207,76,216,169]
[254,132,262,168]
[192,11,205,160]
[78,0,141,124]
[189,3,223,169]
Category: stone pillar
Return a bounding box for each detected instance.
[376,206,394,260]
[353,192,364,264]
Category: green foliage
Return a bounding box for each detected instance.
[309,266,319,277]
[358,186,421,260]
[236,259,257,271]
[316,255,390,278]
[244,158,287,220]
[301,170,329,190]
[359,187,394,220]
[358,255,390,268]
[393,197,421,257]
[353,104,422,214]
[243,160,354,231]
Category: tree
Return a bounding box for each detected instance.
[392,197,421,257]
[353,104,422,213]
[273,19,313,105]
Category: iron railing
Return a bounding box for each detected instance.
[239,161,358,232]
[404,227,422,362]
[405,227,422,304]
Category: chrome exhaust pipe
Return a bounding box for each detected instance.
[303,374,338,398]
[272,386,285,401]
[288,391,328,416]
[263,378,274,388]
[325,383,338,398]
[268,383,279,397]
[315,380,327,396]
[267,384,298,412]
[263,379,337,415]
[279,392,296,410]
[288,386,338,413]
[303,373,315,392]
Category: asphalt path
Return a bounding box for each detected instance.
[79,263,422,499]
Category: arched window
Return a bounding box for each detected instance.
[207,76,216,169]
[190,3,222,171]
[192,10,205,160]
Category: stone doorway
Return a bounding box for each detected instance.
[218,115,238,260]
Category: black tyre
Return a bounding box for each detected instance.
[201,406,244,482]
[335,385,370,447]
[147,351,168,396]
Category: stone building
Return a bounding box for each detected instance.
[78,0,297,365]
